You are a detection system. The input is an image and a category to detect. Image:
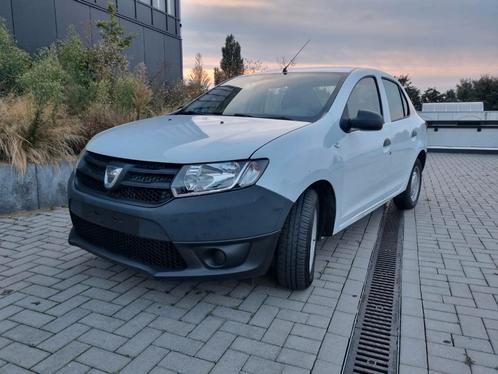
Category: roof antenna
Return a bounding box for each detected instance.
[282,40,310,75]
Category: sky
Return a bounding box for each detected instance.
[180,0,498,91]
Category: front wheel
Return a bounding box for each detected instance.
[275,189,319,290]
[393,159,422,210]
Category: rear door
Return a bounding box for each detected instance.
[381,78,415,192]
[337,76,392,224]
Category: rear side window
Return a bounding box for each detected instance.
[382,79,408,121]
[342,77,382,122]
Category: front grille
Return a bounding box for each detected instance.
[72,214,187,270]
[75,151,180,206]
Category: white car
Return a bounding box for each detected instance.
[68,67,427,290]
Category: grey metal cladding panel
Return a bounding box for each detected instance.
[11,0,57,53]
[121,19,145,67]
[117,0,136,19]
[136,3,152,25]
[144,28,166,82]
[152,9,166,31]
[164,36,182,82]
[0,0,14,34]
[95,0,113,8]
[89,7,108,44]
[54,0,92,43]
[167,16,176,35]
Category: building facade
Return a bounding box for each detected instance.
[0,0,182,84]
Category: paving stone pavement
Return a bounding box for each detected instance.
[400,153,498,374]
[0,190,383,373]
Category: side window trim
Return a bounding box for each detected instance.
[340,75,384,132]
[382,77,410,122]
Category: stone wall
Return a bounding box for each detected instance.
[0,161,74,215]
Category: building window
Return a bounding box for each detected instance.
[167,0,176,16]
[138,0,151,5]
[152,0,165,11]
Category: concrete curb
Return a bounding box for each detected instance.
[0,161,74,215]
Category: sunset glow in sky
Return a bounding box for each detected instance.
[181,0,498,90]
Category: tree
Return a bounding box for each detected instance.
[422,87,445,103]
[395,75,422,110]
[214,34,244,85]
[91,3,135,83]
[187,53,210,95]
[443,89,457,102]
[456,75,498,110]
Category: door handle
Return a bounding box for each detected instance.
[411,129,417,138]
[383,138,391,147]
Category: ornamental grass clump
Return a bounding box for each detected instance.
[0,95,84,173]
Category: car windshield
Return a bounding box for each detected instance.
[177,72,347,122]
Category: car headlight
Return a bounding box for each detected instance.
[171,159,268,197]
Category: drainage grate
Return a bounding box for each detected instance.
[344,203,403,374]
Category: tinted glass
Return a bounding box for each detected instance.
[178,73,346,122]
[342,77,382,121]
[383,79,405,121]
[152,0,165,11]
[167,0,176,15]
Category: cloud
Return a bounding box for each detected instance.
[181,0,498,90]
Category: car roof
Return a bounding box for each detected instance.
[259,66,392,77]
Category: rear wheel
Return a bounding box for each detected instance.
[393,159,422,210]
[275,189,319,290]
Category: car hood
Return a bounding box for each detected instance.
[86,114,310,163]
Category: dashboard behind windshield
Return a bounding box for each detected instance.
[177,72,347,122]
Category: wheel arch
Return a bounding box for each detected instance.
[417,150,427,170]
[308,180,336,237]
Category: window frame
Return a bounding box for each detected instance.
[381,77,410,122]
[340,75,384,133]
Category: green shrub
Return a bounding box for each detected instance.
[0,19,31,95]
[19,48,67,107]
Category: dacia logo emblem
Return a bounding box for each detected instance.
[104,165,123,190]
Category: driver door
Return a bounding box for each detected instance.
[337,76,392,224]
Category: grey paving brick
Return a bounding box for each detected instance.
[285,335,321,354]
[153,332,203,356]
[243,355,284,374]
[188,316,224,342]
[2,324,52,346]
[9,309,55,328]
[221,320,266,340]
[149,316,195,336]
[277,347,316,370]
[159,351,213,374]
[210,349,249,374]
[32,341,89,373]
[117,327,162,357]
[114,311,156,338]
[121,345,168,374]
[249,305,279,328]
[77,347,130,372]
[39,323,90,353]
[78,328,127,351]
[0,342,49,369]
[43,308,90,333]
[231,336,280,360]
[196,331,236,362]
[79,313,124,332]
[262,318,294,346]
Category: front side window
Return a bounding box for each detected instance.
[177,73,347,122]
[342,77,382,124]
[382,78,406,121]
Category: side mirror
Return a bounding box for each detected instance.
[348,110,384,131]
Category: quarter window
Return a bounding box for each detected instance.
[382,79,407,121]
[341,77,382,127]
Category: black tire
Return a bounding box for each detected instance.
[393,159,422,210]
[275,189,319,290]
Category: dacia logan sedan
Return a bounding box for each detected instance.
[68,67,427,290]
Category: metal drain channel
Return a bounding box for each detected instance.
[343,203,403,374]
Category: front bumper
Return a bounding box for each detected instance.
[68,173,292,279]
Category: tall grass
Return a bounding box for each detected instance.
[0,95,84,172]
